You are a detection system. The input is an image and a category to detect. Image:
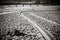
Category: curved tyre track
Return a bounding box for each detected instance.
[22,13,53,40]
[22,12,60,40]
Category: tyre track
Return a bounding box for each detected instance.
[21,13,52,40]
[22,12,60,40]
